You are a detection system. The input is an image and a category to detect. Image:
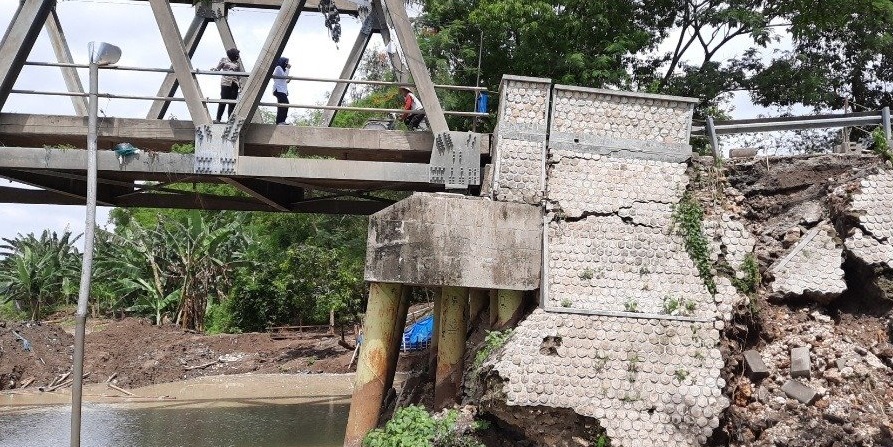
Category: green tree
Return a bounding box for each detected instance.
[750,0,893,110]
[0,230,81,320]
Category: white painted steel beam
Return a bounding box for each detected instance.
[44,9,88,116]
[0,0,55,111]
[148,0,212,126]
[380,0,448,133]
[147,15,209,120]
[229,0,305,130]
[321,28,372,127]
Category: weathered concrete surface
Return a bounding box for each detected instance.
[364,193,542,290]
[492,75,551,205]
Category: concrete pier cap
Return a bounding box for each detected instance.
[364,192,542,291]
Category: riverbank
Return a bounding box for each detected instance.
[1,316,420,393]
[0,373,359,411]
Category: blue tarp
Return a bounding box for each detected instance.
[402,314,433,351]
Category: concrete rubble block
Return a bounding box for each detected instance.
[770,221,846,301]
[790,346,811,378]
[365,193,542,290]
[845,171,893,270]
[781,379,818,405]
[743,350,770,381]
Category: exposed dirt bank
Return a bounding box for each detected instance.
[0,317,382,393]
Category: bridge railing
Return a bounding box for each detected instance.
[16,61,490,118]
[691,107,892,158]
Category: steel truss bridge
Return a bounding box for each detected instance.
[0,0,490,215]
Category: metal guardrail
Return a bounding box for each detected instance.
[18,61,490,118]
[691,107,892,158]
[23,61,489,92]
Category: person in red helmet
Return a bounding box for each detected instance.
[398,86,426,130]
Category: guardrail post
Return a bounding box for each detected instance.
[705,116,720,159]
[883,107,891,145]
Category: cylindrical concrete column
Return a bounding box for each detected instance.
[495,289,524,329]
[488,289,498,328]
[384,286,411,394]
[434,286,468,409]
[468,289,488,325]
[344,282,403,447]
[429,291,441,366]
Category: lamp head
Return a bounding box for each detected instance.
[89,42,121,66]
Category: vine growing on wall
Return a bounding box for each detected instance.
[672,193,717,295]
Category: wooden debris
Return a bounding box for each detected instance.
[184,360,218,371]
[107,383,136,397]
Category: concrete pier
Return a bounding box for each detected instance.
[343,282,403,447]
[434,286,469,409]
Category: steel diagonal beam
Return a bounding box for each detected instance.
[221,177,302,211]
[229,0,306,133]
[373,0,407,83]
[0,0,55,111]
[379,0,448,133]
[213,3,239,52]
[321,26,372,127]
[148,0,212,126]
[44,8,88,116]
[147,14,209,120]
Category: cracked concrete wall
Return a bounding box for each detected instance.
[364,192,542,290]
[549,86,697,163]
[486,84,733,447]
[492,75,551,205]
[492,310,729,447]
[543,150,718,318]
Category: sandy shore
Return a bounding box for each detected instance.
[0,373,362,412]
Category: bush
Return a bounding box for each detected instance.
[363,406,485,447]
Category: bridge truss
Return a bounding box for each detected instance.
[0,0,488,215]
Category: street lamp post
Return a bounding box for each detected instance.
[70,41,121,447]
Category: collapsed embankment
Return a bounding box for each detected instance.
[387,153,893,447]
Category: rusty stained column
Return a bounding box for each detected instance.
[429,291,441,366]
[495,289,525,329]
[434,286,468,409]
[468,289,488,326]
[344,282,403,447]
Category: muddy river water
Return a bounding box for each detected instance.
[0,374,356,447]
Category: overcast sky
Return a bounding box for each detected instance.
[0,0,791,243]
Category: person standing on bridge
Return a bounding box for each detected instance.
[271,57,291,125]
[212,48,244,123]
[399,86,426,130]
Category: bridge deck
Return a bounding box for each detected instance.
[0,113,490,163]
[0,110,496,214]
